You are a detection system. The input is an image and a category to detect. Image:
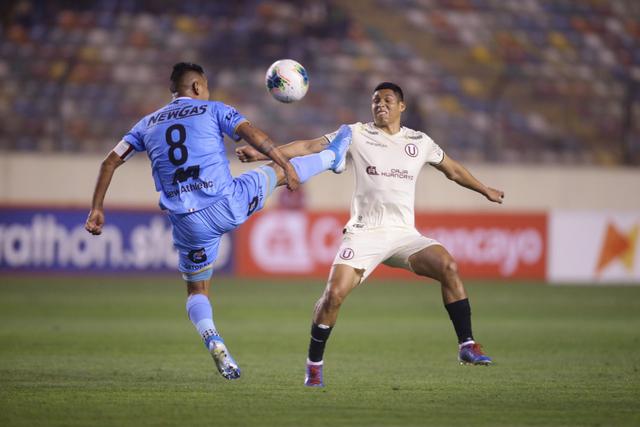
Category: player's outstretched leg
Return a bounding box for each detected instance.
[408,245,493,366]
[185,276,241,380]
[325,124,352,173]
[262,124,353,190]
[305,264,363,387]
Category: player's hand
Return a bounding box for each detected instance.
[85,209,105,235]
[284,163,300,191]
[235,145,264,163]
[486,187,504,204]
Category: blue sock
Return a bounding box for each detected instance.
[186,294,220,348]
[290,150,335,183]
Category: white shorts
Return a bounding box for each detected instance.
[332,226,441,282]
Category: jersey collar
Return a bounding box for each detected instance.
[371,122,404,137]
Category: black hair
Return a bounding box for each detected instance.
[373,82,404,101]
[170,62,205,93]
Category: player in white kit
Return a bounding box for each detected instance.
[236,82,504,387]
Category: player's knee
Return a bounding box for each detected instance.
[322,287,346,310]
[187,283,207,296]
[183,266,212,295]
[441,257,459,278]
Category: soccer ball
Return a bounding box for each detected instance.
[265,59,309,103]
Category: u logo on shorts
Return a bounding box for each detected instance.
[340,248,354,260]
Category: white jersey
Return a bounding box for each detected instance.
[325,122,444,229]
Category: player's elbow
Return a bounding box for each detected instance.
[101,152,123,170]
[444,168,461,182]
[242,123,268,146]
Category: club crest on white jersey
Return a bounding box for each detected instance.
[325,122,445,229]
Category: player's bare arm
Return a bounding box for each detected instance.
[85,150,125,235]
[235,122,301,191]
[434,154,504,203]
[235,136,327,162]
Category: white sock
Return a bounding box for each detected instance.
[459,340,475,349]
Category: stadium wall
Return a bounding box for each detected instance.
[1,153,639,284]
[1,153,640,210]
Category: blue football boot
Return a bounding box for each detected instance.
[304,361,324,387]
[458,342,492,366]
[326,125,352,174]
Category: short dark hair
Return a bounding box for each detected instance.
[373,82,404,101]
[170,62,205,93]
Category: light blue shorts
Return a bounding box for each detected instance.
[168,166,276,280]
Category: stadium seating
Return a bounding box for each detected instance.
[0,0,638,164]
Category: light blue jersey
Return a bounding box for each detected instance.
[120,96,280,276]
[123,97,248,214]
[119,96,335,278]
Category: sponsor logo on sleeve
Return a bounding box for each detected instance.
[432,146,444,162]
[247,196,259,216]
[225,109,240,121]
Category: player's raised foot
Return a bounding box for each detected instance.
[458,342,492,366]
[304,361,324,387]
[327,125,352,174]
[208,338,241,379]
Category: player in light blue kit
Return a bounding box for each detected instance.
[85,63,351,380]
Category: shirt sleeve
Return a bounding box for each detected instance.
[215,102,248,142]
[112,140,137,161]
[122,119,146,152]
[425,136,445,165]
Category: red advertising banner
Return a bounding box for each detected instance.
[414,212,547,280]
[235,210,547,280]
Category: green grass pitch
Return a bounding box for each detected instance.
[0,276,639,427]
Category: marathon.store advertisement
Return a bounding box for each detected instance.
[0,207,233,275]
[1,207,638,284]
